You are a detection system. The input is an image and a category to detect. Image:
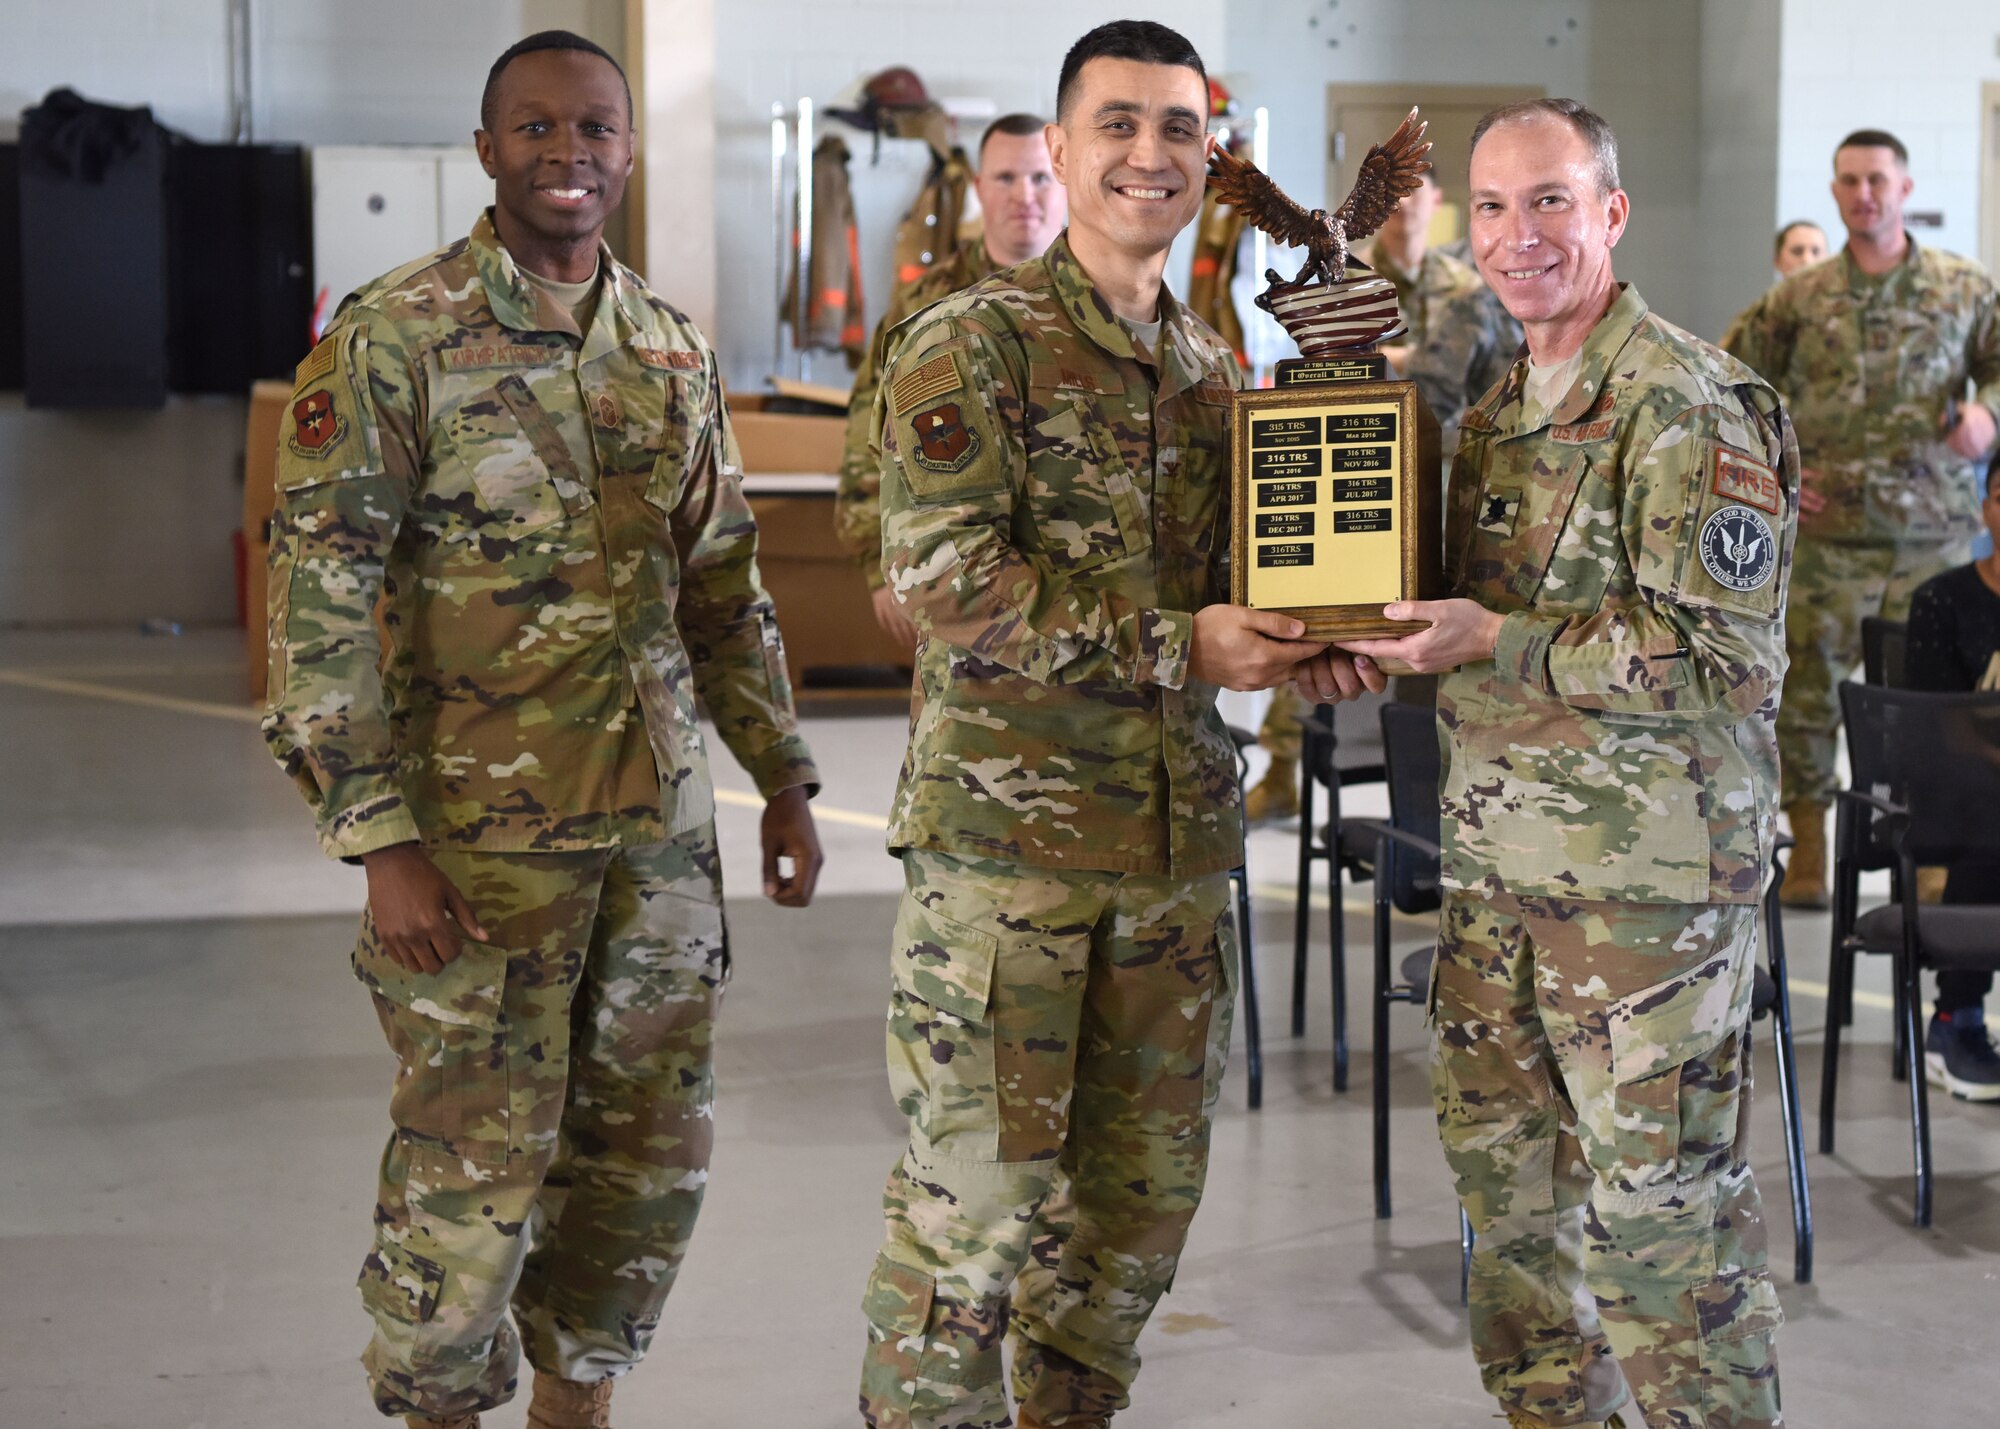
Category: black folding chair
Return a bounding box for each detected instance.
[1755,835,1814,1283]
[1293,696,1386,1091]
[1825,686,2000,1226]
[1823,681,1916,1154]
[1861,615,1907,688]
[1352,701,1444,1222]
[1225,725,1265,1111]
[1346,701,1471,1299]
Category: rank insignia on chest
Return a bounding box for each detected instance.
[1698,504,1777,592]
[911,403,979,472]
[288,389,346,457]
[592,391,623,429]
[1477,490,1521,534]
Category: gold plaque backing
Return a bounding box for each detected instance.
[1229,379,1443,641]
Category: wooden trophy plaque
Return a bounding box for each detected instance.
[1229,358,1442,640]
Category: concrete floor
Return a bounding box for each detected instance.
[2,629,1996,1428]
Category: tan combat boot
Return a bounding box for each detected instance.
[1243,755,1300,822]
[525,1371,614,1429]
[1502,1413,1627,1428]
[405,1417,479,1429]
[1780,800,1829,909]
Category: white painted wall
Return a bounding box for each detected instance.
[1698,0,1784,342]
[0,0,621,628]
[708,0,1228,391]
[0,0,624,145]
[1223,0,1712,332]
[1775,0,2000,271]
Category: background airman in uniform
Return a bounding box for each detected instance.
[1724,128,2000,906]
[835,113,1068,652]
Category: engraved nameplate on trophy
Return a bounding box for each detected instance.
[1229,377,1441,639]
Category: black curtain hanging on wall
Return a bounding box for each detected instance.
[12,88,313,408]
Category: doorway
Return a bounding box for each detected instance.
[1326,84,1545,249]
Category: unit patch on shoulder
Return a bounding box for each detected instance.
[892,351,964,416]
[1698,504,1777,592]
[1711,446,1782,515]
[909,402,980,474]
[288,389,346,458]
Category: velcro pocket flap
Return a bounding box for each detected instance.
[1696,1267,1785,1343]
[1607,948,1752,1085]
[357,1237,444,1326]
[890,896,998,1023]
[861,1257,936,1337]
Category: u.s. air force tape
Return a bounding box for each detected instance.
[1698,504,1777,592]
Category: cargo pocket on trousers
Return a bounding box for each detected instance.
[888,896,999,1155]
[1605,948,1753,1191]
[356,909,511,1167]
[1694,1266,1785,1410]
[1201,902,1240,1115]
[863,1257,1003,1391]
[358,1237,445,1331]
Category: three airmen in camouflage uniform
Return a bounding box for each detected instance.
[1340,100,1795,1428]
[1722,128,2000,907]
[258,24,1842,1429]
[263,33,821,1429]
[836,114,1068,651]
[857,22,1377,1427]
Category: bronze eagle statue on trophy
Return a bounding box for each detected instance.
[1208,107,1433,289]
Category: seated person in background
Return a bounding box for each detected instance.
[1903,449,2000,1102]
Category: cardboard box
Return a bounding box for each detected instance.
[749,493,909,684]
[245,538,270,704]
[242,381,291,702]
[245,379,291,544]
[728,395,845,475]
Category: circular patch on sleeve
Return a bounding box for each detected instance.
[1698,504,1777,592]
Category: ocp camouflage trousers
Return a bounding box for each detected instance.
[1778,535,1965,804]
[860,850,1236,1428]
[354,824,728,1419]
[1431,890,1784,1429]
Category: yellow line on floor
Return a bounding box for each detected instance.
[712,787,890,831]
[0,668,1923,1005]
[0,670,262,723]
[1786,976,1893,1012]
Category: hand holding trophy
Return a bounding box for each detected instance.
[1211,109,1445,640]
